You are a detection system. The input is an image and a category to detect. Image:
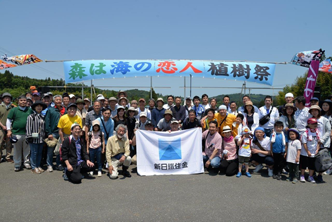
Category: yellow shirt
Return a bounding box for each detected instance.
[214,113,236,134]
[57,114,82,135]
[106,135,130,164]
[203,118,217,131]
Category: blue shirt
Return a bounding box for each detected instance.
[151,108,165,127]
[271,133,285,153]
[97,116,114,145]
[192,104,205,120]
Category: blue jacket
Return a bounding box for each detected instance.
[152,108,165,127]
[96,116,114,145]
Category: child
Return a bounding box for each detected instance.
[300,118,320,183]
[87,120,105,177]
[236,127,252,178]
[220,126,238,176]
[284,128,301,184]
[270,121,286,180]
[232,113,244,138]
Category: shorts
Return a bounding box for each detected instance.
[238,156,250,164]
[300,155,315,170]
[251,154,274,166]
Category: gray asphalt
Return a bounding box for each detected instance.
[1,161,332,222]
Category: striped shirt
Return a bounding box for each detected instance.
[26,113,45,144]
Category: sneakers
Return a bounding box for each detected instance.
[316,175,324,183]
[98,171,102,177]
[273,174,277,179]
[89,171,94,176]
[282,168,289,175]
[24,163,31,169]
[324,169,332,175]
[277,173,281,180]
[63,173,68,181]
[31,168,41,174]
[47,166,53,172]
[38,167,44,173]
[245,172,251,178]
[57,165,64,171]
[268,168,273,177]
[253,164,263,173]
[308,176,316,183]
[286,177,293,182]
[236,172,242,178]
[14,167,20,172]
[300,175,306,183]
[292,179,298,184]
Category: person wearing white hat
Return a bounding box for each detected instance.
[170,119,180,132]
[135,112,150,130]
[220,126,238,176]
[69,94,76,104]
[278,92,295,116]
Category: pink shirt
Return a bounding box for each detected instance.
[89,131,103,149]
[202,130,222,158]
[223,139,238,160]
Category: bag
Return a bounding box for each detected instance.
[259,107,273,125]
[315,149,332,173]
[202,131,210,152]
[253,140,266,151]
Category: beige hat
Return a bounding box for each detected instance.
[140,112,147,117]
[171,119,179,124]
[92,120,100,127]
[108,97,118,102]
[156,98,164,104]
[164,109,173,117]
[127,107,138,116]
[309,105,321,112]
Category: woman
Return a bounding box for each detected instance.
[279,103,297,133]
[75,99,87,130]
[126,107,138,144]
[113,106,127,129]
[202,109,217,131]
[26,101,47,174]
[220,126,238,176]
[242,101,259,132]
[321,99,332,121]
[183,110,201,129]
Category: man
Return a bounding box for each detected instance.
[84,98,91,111]
[157,110,174,131]
[97,107,114,144]
[85,101,102,141]
[45,95,66,172]
[258,96,279,137]
[183,110,202,129]
[41,93,51,117]
[106,124,132,179]
[152,98,165,131]
[48,92,55,107]
[62,123,94,183]
[204,98,218,116]
[163,95,175,110]
[0,93,13,162]
[310,97,319,106]
[170,119,180,132]
[32,92,41,103]
[192,96,205,120]
[201,94,210,110]
[97,95,106,108]
[148,99,155,111]
[62,93,70,110]
[202,120,222,173]
[69,94,76,104]
[294,96,311,136]
[171,97,186,124]
[130,100,138,109]
[75,99,87,129]
[108,97,118,118]
[184,97,193,119]
[238,95,259,113]
[6,96,33,171]
[137,98,151,120]
[278,92,294,116]
[229,101,238,116]
[131,120,154,164]
[223,95,232,113]
[136,112,150,130]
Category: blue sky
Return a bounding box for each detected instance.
[1,0,331,98]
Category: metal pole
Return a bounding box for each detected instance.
[150,76,152,99]
[184,77,186,103]
[243,81,247,95]
[190,74,192,98]
[90,79,93,102]
[81,82,84,99]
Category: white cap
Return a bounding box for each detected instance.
[285,93,294,98]
[69,94,75,99]
[97,96,105,101]
[218,105,227,110]
[140,112,147,117]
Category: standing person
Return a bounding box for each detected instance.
[113,106,127,129]
[294,96,311,136]
[232,113,244,138]
[47,92,55,107]
[84,98,91,111]
[258,96,279,137]
[62,123,94,183]
[163,95,175,110]
[171,97,186,125]
[0,92,13,162]
[184,97,193,119]
[279,103,297,136]
[270,121,286,180]
[204,98,218,115]
[41,93,51,117]
[321,99,332,124]
[126,107,138,146]
[201,94,210,110]
[148,99,155,111]
[26,101,47,174]
[135,112,150,130]
[130,100,138,109]
[310,97,319,106]
[85,101,102,141]
[238,95,259,113]
[32,92,41,103]
[106,124,132,179]
[236,127,252,178]
[151,98,165,130]
[45,95,66,172]
[69,94,76,104]
[117,90,127,100]
[242,101,259,132]
[62,93,70,110]
[108,97,118,118]
[192,96,205,120]
[6,96,33,171]
[220,126,238,176]
[278,93,294,116]
[284,128,301,184]
[222,95,232,113]
[75,99,87,131]
[229,101,238,116]
[58,103,82,144]
[118,97,129,108]
[87,120,105,177]
[136,98,151,120]
[183,110,202,130]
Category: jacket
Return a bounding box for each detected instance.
[61,136,89,166]
[45,106,66,136]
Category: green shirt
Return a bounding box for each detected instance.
[7,107,33,135]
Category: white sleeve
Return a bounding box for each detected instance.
[251,113,259,132]
[6,119,12,129]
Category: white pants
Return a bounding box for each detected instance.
[13,135,30,168]
[109,156,131,179]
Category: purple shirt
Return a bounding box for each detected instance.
[202,130,222,158]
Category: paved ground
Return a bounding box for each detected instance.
[1,160,332,222]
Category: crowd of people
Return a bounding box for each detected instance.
[1,87,332,184]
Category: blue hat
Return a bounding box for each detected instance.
[288,128,300,140]
[253,127,266,141]
[310,97,319,101]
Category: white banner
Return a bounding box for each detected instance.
[136,128,204,176]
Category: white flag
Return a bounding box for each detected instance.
[136,128,204,176]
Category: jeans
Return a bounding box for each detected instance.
[46,133,60,167]
[203,155,221,168]
[89,147,102,171]
[30,143,43,169]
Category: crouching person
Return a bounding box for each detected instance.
[106,124,131,179]
[61,123,94,183]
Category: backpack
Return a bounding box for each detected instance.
[315,149,332,173]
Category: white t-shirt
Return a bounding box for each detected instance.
[286,140,301,163]
[238,137,251,157]
[301,131,318,157]
[202,104,210,110]
[251,137,271,157]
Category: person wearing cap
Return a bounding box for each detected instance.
[251,127,274,177]
[26,101,47,174]
[76,99,87,130]
[135,112,150,130]
[41,93,51,117]
[136,98,151,121]
[106,124,132,179]
[62,93,70,110]
[118,97,129,108]
[242,101,259,132]
[284,128,301,184]
[278,93,294,116]
[202,120,222,173]
[6,96,33,171]
[184,97,193,119]
[108,97,118,118]
[69,94,76,104]
[45,95,66,172]
[85,101,102,141]
[294,96,311,135]
[310,97,319,106]
[84,98,91,111]
[236,127,252,178]
[152,98,165,130]
[97,95,106,108]
[171,97,186,124]
[126,107,138,147]
[170,119,180,132]
[61,123,94,183]
[238,95,259,113]
[258,96,279,137]
[309,105,331,150]
[0,92,14,162]
[26,97,33,108]
[30,86,37,94]
[157,110,175,131]
[220,126,238,176]
[148,99,155,111]
[201,94,210,110]
[183,110,202,130]
[130,100,138,109]
[47,92,55,107]
[279,103,297,134]
[192,96,205,120]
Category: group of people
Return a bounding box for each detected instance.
[1,88,332,184]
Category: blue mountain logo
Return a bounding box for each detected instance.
[159,138,182,160]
